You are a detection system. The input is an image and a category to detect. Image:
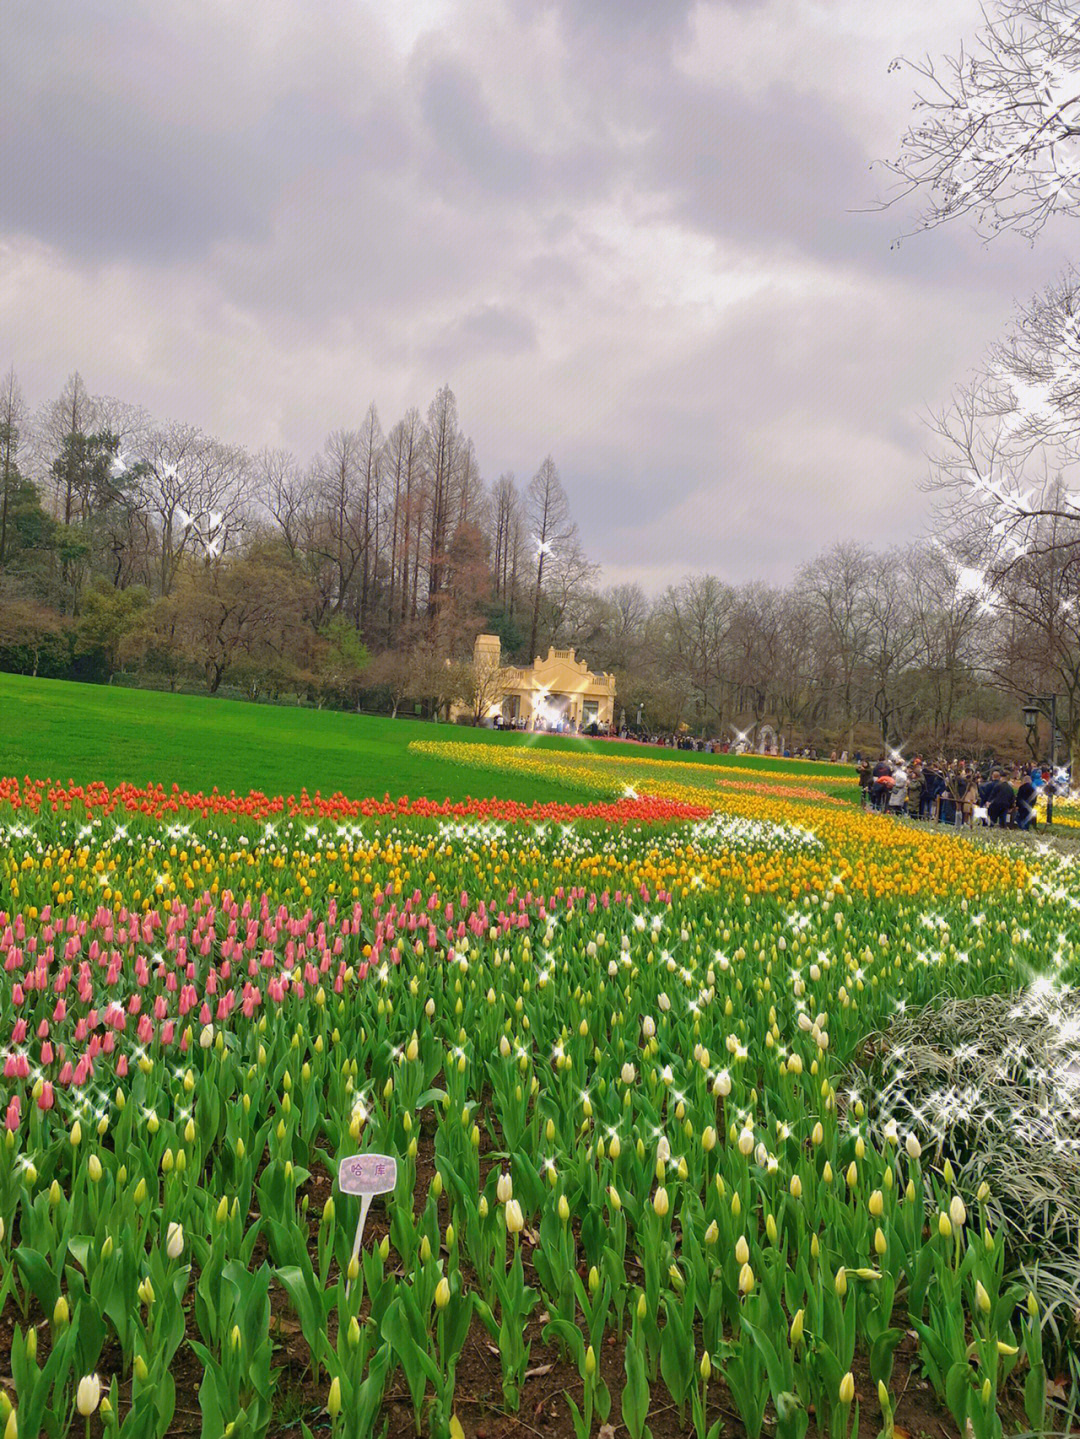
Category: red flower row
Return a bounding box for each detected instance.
[0,776,712,827]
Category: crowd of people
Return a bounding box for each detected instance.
[856,755,1065,829]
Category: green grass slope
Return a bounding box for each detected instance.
[1,672,852,804]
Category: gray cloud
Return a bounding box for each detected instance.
[2,0,1073,592]
[429,303,538,361]
[419,57,539,198]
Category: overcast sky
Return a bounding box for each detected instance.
[2,0,1074,589]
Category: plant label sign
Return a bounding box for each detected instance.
[339,1152,398,1286]
[339,1153,397,1196]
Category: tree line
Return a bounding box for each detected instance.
[0,367,1050,759]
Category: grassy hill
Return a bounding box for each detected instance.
[1,672,851,804]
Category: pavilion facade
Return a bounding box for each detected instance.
[451,634,616,730]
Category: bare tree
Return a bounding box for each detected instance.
[133,423,250,595]
[656,574,737,732]
[425,386,463,624]
[797,543,874,753]
[0,368,26,565]
[525,456,577,659]
[862,551,922,744]
[314,429,364,621]
[883,0,1080,241]
[462,641,506,724]
[384,408,425,633]
[491,472,520,610]
[357,402,383,632]
[35,372,100,524]
[595,582,649,672]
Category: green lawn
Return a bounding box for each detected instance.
[0,673,851,804]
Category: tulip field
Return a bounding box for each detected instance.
[0,717,1078,1437]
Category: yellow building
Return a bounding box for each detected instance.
[452,634,616,730]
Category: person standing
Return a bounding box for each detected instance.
[921,763,943,820]
[1015,771,1038,830]
[857,758,872,806]
[907,761,924,819]
[889,764,909,817]
[961,772,979,827]
[986,770,1015,828]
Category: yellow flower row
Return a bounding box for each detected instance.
[408,743,1029,900]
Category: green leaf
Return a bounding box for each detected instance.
[945,1360,971,1429]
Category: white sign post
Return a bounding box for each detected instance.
[339,1153,398,1291]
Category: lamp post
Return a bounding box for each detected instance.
[1023,694,1058,825]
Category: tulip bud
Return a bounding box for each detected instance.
[88,1155,102,1184]
[790,1174,802,1199]
[735,1235,750,1265]
[347,1255,360,1282]
[975,1280,991,1315]
[835,1267,847,1297]
[3,1408,15,1439]
[166,1222,184,1259]
[738,1262,755,1294]
[905,1133,921,1160]
[53,1295,69,1330]
[505,1199,524,1234]
[637,1291,647,1321]
[868,1189,883,1217]
[230,1324,241,1352]
[653,1186,669,1218]
[949,1195,967,1228]
[839,1373,855,1405]
[704,1220,719,1245]
[435,1278,451,1309]
[938,1212,952,1239]
[134,1354,149,1384]
[58,1345,88,1409]
[585,1345,596,1377]
[328,1377,342,1417]
[790,1308,804,1345]
[700,1351,712,1382]
[419,1235,432,1263]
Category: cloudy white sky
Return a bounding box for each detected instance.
[2,0,1074,588]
